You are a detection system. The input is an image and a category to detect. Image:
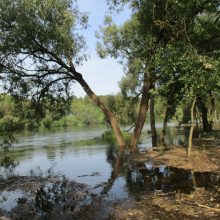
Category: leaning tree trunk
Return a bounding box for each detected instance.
[150,96,157,147]
[197,97,212,132]
[161,105,169,146]
[130,71,152,151]
[187,96,197,158]
[76,75,126,150]
[65,57,126,150]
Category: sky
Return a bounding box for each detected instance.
[73,0,131,97]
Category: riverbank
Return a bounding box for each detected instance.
[0,126,220,219]
[109,188,220,220]
[124,139,220,219]
[135,145,220,173]
[1,174,219,220]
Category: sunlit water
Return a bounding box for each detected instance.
[0,123,219,212]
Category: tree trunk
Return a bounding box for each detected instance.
[150,96,157,147]
[210,96,215,118]
[210,96,216,126]
[197,97,212,132]
[76,75,126,150]
[187,96,196,158]
[214,110,217,123]
[161,105,169,146]
[130,71,152,151]
[195,106,200,128]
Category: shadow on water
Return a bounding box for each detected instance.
[139,124,188,151]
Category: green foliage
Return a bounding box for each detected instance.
[71,97,105,125]
[41,114,54,129]
[0,0,88,127]
[0,115,20,151]
[0,0,219,146]
[153,97,166,121]
[105,94,138,125]
[102,129,132,146]
[0,0,88,63]
[98,1,220,129]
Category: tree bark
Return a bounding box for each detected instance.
[197,97,212,132]
[210,96,216,126]
[161,105,169,146]
[187,96,196,158]
[130,71,152,151]
[76,75,126,150]
[150,96,157,147]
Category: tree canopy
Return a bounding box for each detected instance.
[0,0,220,150]
[97,0,220,149]
[0,0,127,149]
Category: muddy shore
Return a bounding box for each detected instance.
[0,139,220,219]
[135,145,220,173]
[128,141,220,220]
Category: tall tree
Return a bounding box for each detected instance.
[0,0,126,149]
[98,0,220,151]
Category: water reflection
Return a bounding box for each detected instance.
[101,144,220,198]
[0,124,219,212]
[137,162,220,193]
[0,156,19,179]
[140,124,187,151]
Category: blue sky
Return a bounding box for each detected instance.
[74,0,130,97]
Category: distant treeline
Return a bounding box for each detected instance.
[1,94,219,131]
[0,94,162,130]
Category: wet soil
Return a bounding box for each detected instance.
[129,141,220,220]
[110,189,220,220]
[2,165,219,220]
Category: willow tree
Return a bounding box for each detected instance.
[0,0,126,149]
[97,0,220,150]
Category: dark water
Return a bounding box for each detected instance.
[0,124,219,212]
[137,163,220,193]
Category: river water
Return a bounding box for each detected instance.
[0,123,219,213]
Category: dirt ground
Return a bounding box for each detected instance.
[117,139,220,220]
[135,145,220,173]
[110,188,220,220]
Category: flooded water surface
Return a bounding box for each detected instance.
[0,124,219,216]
